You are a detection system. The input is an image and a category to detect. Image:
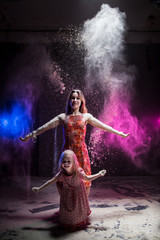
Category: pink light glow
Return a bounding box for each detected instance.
[89,88,153,169]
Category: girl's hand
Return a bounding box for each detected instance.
[119,132,130,138]
[99,170,106,176]
[32,187,39,193]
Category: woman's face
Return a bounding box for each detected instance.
[70,92,81,111]
[62,153,74,174]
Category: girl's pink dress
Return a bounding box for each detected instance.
[62,115,91,187]
[57,168,91,227]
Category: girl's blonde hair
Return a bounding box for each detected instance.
[59,150,79,175]
[66,89,88,114]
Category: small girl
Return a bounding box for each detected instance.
[32,149,106,229]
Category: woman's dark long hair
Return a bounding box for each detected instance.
[66,89,88,114]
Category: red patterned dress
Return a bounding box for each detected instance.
[62,115,91,187]
[57,168,91,227]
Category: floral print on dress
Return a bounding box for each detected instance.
[62,115,91,187]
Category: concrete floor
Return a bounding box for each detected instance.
[0,176,160,240]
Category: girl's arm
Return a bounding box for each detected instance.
[87,114,130,138]
[79,168,106,181]
[20,113,65,142]
[32,172,60,192]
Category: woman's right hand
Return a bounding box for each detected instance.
[19,135,31,142]
[32,187,39,193]
[20,131,36,142]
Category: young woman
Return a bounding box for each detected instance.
[32,150,106,229]
[20,89,129,195]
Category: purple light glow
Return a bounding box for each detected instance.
[0,43,67,182]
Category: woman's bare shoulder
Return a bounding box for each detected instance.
[58,113,66,121]
[83,113,93,121]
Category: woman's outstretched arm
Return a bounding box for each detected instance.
[20,113,65,142]
[87,114,130,138]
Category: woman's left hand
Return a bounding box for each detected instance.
[119,132,130,138]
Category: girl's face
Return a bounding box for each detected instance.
[62,153,74,174]
[70,92,81,112]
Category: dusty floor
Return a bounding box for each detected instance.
[0,176,160,240]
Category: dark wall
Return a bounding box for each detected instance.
[127,44,160,114]
[0,41,160,177]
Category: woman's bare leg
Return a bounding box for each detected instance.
[86,186,90,196]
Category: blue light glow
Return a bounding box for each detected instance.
[2,119,9,127]
[0,102,31,139]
